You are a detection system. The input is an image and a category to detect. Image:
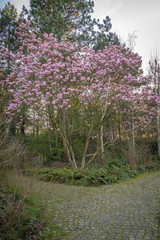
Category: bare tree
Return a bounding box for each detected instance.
[127,31,138,167]
[149,55,160,159]
[127,31,138,52]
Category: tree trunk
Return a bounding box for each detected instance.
[81,137,89,169]
[100,124,105,161]
[81,121,93,169]
[129,116,136,169]
[149,59,160,160]
[157,108,160,159]
[21,120,25,136]
[109,118,115,157]
[60,110,78,170]
[100,103,108,162]
[62,135,78,171]
[157,65,160,159]
[9,122,16,137]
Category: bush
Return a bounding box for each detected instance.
[24,132,64,165]
[23,166,139,187]
[138,158,160,172]
[0,183,45,240]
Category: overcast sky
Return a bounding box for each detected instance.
[93,0,160,73]
[1,0,160,73]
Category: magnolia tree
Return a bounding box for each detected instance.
[1,21,158,170]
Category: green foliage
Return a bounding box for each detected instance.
[25,132,64,164]
[93,31,123,52]
[0,2,19,53]
[30,0,95,41]
[72,135,84,162]
[138,159,160,172]
[29,0,122,50]
[50,137,65,162]
[23,166,139,187]
[0,184,44,240]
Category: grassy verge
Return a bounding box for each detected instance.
[23,166,139,187]
[0,183,44,239]
[0,171,67,240]
[157,204,160,239]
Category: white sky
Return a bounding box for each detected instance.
[93,0,160,73]
[0,0,160,74]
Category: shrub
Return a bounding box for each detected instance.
[24,132,64,166]
[157,203,160,239]
[0,183,44,240]
[23,166,139,187]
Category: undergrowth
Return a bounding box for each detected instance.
[23,166,139,187]
[157,202,160,239]
[0,183,45,240]
[0,178,67,240]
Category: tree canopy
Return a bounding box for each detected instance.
[29,0,121,50]
[0,2,19,52]
[2,22,157,169]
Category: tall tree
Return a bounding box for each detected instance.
[0,2,22,136]
[0,2,20,73]
[93,31,122,52]
[149,57,160,159]
[0,2,19,52]
[3,24,157,170]
[29,0,121,49]
[126,32,138,168]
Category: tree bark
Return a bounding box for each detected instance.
[100,124,105,161]
[157,64,160,159]
[81,120,93,169]
[129,116,136,169]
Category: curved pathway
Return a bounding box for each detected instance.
[38,171,160,239]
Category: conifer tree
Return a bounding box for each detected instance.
[29,0,121,49]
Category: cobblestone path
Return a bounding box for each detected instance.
[40,171,160,240]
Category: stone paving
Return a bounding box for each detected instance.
[38,171,160,240]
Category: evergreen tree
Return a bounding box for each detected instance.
[93,31,123,52]
[0,2,20,73]
[29,0,121,49]
[0,2,21,136]
[0,2,19,52]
